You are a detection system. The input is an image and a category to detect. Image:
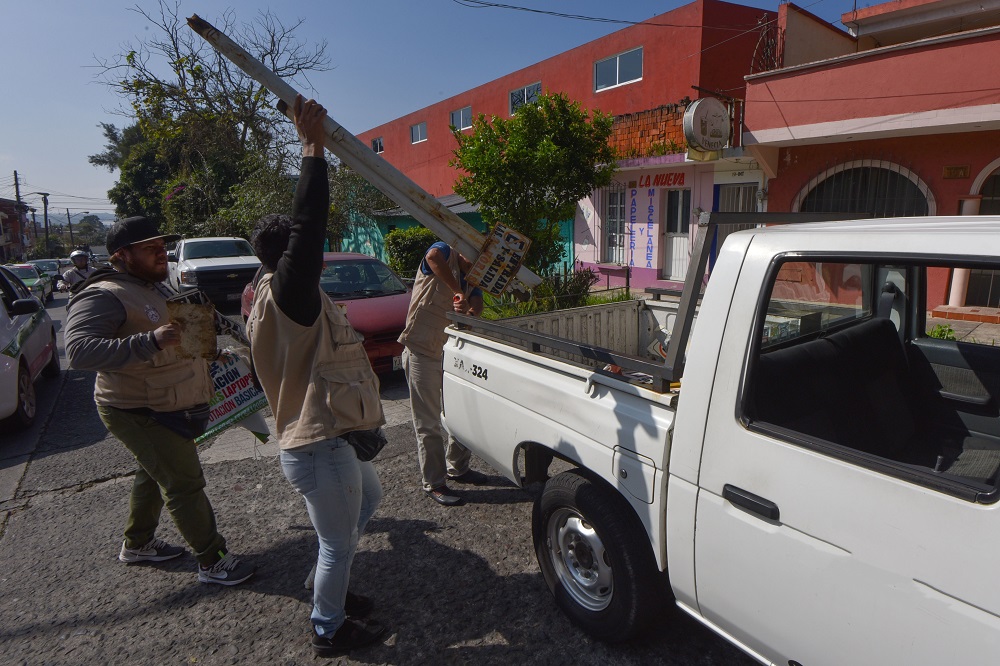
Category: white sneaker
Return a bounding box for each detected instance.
[119,538,185,563]
[197,552,255,586]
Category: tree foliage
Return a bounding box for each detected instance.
[384,226,437,278]
[92,0,330,236]
[450,91,616,272]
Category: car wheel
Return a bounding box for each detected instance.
[41,334,61,378]
[532,468,661,643]
[6,363,37,429]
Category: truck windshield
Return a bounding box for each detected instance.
[183,240,255,260]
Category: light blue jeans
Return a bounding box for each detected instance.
[280,437,382,637]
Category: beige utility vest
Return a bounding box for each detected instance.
[90,280,212,411]
[247,274,385,450]
[397,248,460,360]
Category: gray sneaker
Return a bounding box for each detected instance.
[197,552,255,586]
[119,538,185,563]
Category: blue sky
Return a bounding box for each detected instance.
[0,0,864,217]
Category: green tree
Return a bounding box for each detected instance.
[450,91,616,272]
[384,226,437,278]
[92,0,329,233]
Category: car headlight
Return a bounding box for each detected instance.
[179,270,199,285]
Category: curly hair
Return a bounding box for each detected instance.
[251,213,294,270]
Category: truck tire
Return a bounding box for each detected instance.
[532,468,659,642]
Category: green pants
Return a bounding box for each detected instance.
[98,406,226,566]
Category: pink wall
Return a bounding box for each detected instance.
[358,0,774,197]
[745,31,1000,132]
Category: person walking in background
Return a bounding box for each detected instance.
[64,216,255,586]
[246,96,388,658]
[398,241,489,506]
[58,249,96,292]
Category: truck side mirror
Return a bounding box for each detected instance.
[167,251,177,262]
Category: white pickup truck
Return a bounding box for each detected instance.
[167,236,261,305]
[441,214,1000,664]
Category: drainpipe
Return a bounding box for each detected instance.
[948,196,981,306]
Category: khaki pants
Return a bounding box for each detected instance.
[402,347,471,491]
[99,406,227,566]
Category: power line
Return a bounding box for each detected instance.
[451,0,759,31]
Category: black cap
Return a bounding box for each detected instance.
[106,216,181,255]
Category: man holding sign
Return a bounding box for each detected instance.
[398,242,488,506]
[64,216,255,587]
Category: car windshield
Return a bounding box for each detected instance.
[8,266,40,281]
[182,239,255,260]
[30,260,59,273]
[320,258,407,298]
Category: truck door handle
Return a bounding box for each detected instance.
[723,484,780,521]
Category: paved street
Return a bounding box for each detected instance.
[0,294,752,665]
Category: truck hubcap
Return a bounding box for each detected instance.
[548,508,613,611]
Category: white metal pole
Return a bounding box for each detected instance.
[186,14,541,288]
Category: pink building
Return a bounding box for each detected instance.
[358,0,775,290]
[743,0,1000,310]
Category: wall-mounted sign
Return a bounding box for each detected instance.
[943,165,970,179]
[683,97,731,153]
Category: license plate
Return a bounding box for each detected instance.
[392,355,402,371]
[227,293,241,301]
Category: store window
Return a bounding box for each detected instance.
[595,47,643,91]
[798,162,930,217]
[604,186,627,264]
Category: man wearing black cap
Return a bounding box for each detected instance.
[64,216,254,586]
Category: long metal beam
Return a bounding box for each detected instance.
[186,14,541,288]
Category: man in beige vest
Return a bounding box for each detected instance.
[398,241,489,506]
[65,216,254,586]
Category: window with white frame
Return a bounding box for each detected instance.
[450,106,472,130]
[510,82,542,114]
[604,188,627,264]
[595,47,643,92]
[371,137,383,153]
[410,122,427,144]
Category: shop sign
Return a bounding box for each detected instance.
[683,98,731,153]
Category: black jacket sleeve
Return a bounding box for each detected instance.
[270,156,329,326]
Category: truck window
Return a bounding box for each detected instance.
[760,261,872,348]
[745,257,1000,504]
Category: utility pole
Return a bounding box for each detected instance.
[66,209,74,247]
[41,194,50,255]
[29,208,38,241]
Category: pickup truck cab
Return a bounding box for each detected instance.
[442,215,1000,664]
[167,237,260,305]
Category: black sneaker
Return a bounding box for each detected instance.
[345,591,374,618]
[312,619,388,657]
[424,485,463,506]
[447,469,491,485]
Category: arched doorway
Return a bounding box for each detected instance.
[793,160,934,217]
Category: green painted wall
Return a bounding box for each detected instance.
[339,212,574,271]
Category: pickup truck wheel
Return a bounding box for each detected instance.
[532,468,658,642]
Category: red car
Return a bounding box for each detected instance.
[241,252,411,374]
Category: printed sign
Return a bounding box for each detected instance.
[196,351,269,443]
[466,223,532,296]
